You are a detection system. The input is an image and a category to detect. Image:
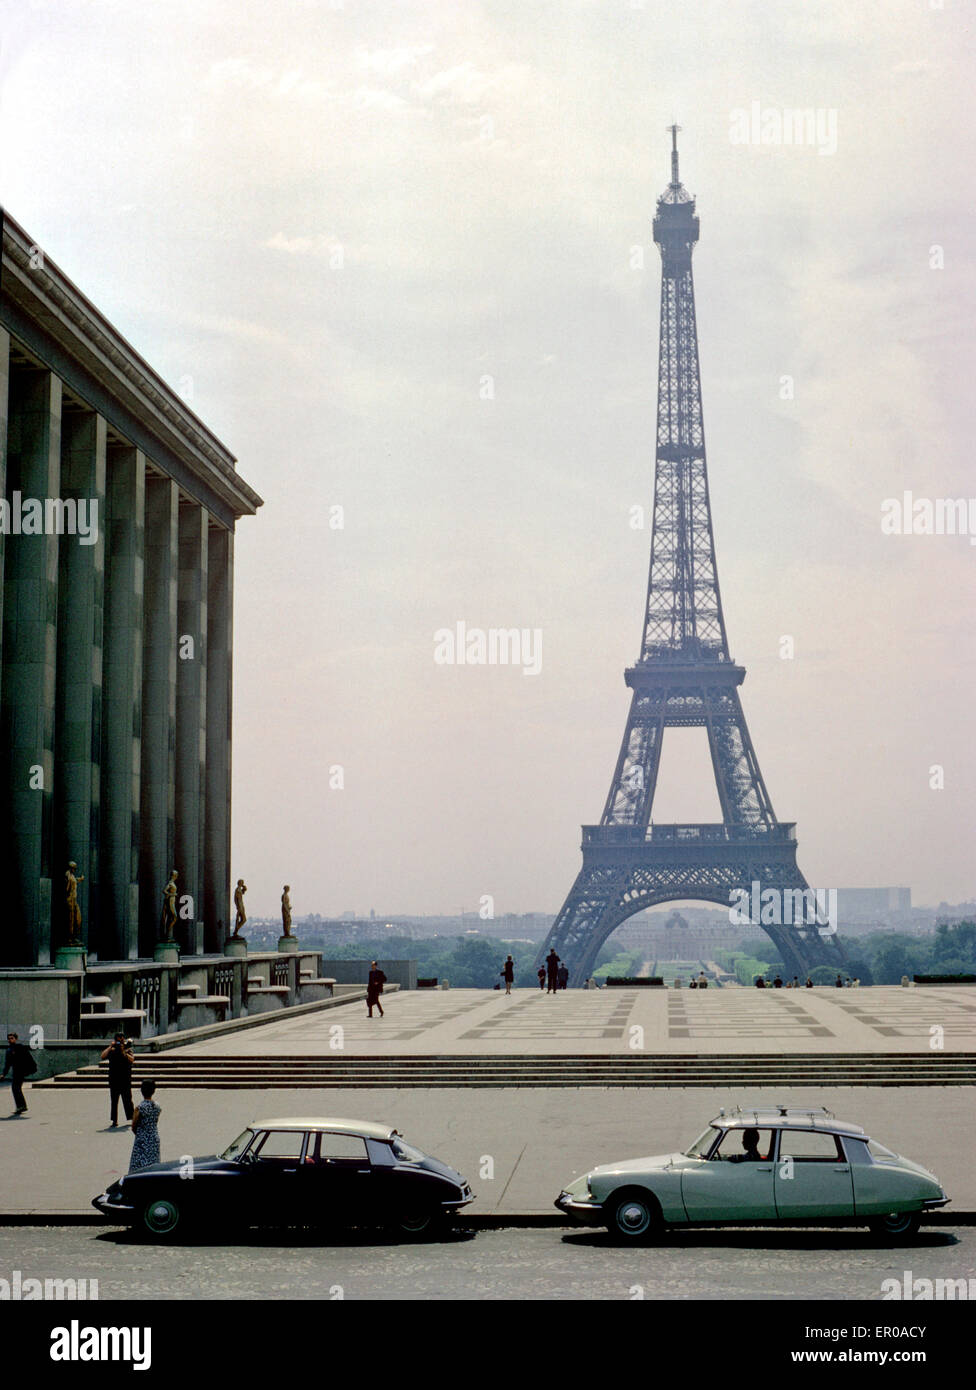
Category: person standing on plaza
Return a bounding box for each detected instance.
[129,1080,161,1172]
[537,967,546,990]
[545,948,560,994]
[557,962,569,990]
[501,954,515,996]
[2,1032,36,1114]
[366,961,386,1018]
[101,1032,135,1127]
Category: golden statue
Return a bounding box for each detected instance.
[281,885,292,937]
[65,862,84,943]
[160,869,178,941]
[233,879,247,936]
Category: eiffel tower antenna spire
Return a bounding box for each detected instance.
[668,122,681,187]
[536,134,845,986]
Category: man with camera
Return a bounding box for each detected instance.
[100,1032,135,1127]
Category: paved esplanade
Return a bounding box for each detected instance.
[6,987,975,1219]
[170,984,976,1055]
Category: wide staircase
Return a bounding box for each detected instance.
[36,1052,976,1089]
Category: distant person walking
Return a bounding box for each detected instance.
[101,1032,135,1127]
[537,967,546,991]
[545,949,560,994]
[557,962,569,990]
[501,955,515,996]
[129,1080,161,1172]
[2,1032,36,1114]
[366,962,387,1018]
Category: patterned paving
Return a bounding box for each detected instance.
[170,985,976,1056]
[459,991,636,1041]
[668,991,834,1039]
[824,988,976,1039]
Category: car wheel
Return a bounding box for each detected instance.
[609,1190,662,1243]
[868,1211,921,1241]
[139,1196,182,1240]
[394,1207,441,1240]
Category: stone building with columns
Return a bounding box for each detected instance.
[0,211,329,1047]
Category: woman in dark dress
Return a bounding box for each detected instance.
[129,1079,161,1172]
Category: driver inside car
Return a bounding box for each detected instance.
[725,1127,767,1161]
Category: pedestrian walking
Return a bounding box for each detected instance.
[545,948,559,994]
[128,1080,161,1172]
[366,961,386,1018]
[101,1032,135,1127]
[537,967,546,990]
[500,954,515,996]
[557,962,569,990]
[2,1032,36,1114]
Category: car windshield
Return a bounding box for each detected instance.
[220,1129,254,1161]
[391,1136,427,1164]
[867,1138,899,1161]
[684,1127,719,1158]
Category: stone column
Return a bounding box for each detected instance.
[203,524,233,952]
[175,502,207,954]
[139,475,178,957]
[0,366,62,965]
[0,328,9,678]
[54,409,106,951]
[100,445,145,960]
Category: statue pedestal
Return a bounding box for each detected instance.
[224,937,247,958]
[54,944,87,971]
[277,935,299,953]
[154,941,180,963]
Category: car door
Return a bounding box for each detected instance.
[293,1131,374,1227]
[773,1128,856,1219]
[243,1128,307,1224]
[681,1128,776,1221]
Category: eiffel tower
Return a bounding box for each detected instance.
[539,129,845,986]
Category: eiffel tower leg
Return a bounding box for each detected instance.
[536,866,634,988]
[705,687,777,826]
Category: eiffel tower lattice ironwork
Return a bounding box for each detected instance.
[538,129,845,986]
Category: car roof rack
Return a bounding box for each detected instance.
[720,1105,836,1121]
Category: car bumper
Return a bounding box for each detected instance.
[92,1192,136,1221]
[920,1193,950,1210]
[555,1190,606,1226]
[444,1184,475,1209]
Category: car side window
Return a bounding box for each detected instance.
[778,1130,845,1163]
[252,1130,304,1162]
[319,1134,369,1164]
[712,1128,773,1161]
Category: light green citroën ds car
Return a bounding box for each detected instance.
[556,1107,948,1243]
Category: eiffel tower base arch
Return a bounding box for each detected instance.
[538,828,846,986]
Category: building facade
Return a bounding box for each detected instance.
[0,210,262,976]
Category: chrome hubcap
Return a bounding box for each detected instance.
[619,1203,649,1231]
[146,1201,178,1232]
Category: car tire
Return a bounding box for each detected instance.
[868,1211,921,1241]
[394,1206,442,1240]
[139,1196,182,1240]
[609,1190,663,1243]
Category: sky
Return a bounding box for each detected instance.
[2,0,974,917]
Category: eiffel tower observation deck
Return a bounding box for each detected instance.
[539,129,845,985]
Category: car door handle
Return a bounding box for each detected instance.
[756,1167,772,1173]
[833,1167,849,1173]
[283,1168,297,1174]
